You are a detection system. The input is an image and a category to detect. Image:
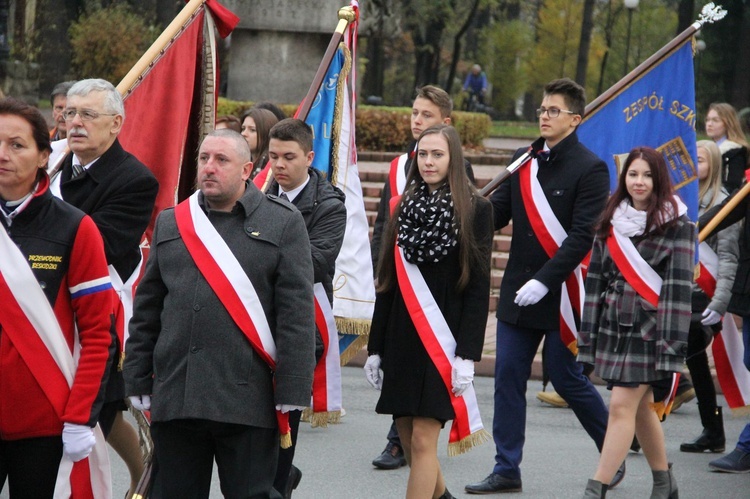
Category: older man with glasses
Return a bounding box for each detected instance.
[53,78,159,497]
[465,78,622,494]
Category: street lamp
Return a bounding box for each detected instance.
[623,0,640,75]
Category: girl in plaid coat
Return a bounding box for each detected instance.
[578,147,696,498]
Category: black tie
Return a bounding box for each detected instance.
[279,192,289,201]
[537,150,550,163]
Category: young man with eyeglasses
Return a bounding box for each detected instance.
[54,78,158,497]
[465,78,620,494]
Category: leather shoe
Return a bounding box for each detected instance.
[671,387,695,412]
[609,461,626,489]
[372,442,406,470]
[709,448,750,473]
[283,465,302,499]
[536,390,569,408]
[465,473,522,494]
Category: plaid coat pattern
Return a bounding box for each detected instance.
[578,215,696,382]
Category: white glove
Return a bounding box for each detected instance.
[129,394,151,411]
[515,279,549,307]
[62,423,96,462]
[275,405,306,413]
[701,308,722,326]
[364,354,383,390]
[451,357,475,396]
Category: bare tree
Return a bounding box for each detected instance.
[444,0,480,94]
[575,0,596,86]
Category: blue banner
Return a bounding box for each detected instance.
[305,47,346,180]
[578,40,698,221]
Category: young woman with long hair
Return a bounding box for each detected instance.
[579,147,696,498]
[364,124,494,499]
[705,102,749,192]
[680,141,739,454]
[240,107,279,179]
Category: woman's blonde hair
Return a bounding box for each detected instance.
[697,140,723,208]
[709,103,748,147]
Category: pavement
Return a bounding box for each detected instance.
[52,367,750,499]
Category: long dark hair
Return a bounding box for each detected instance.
[597,146,679,237]
[241,107,279,167]
[376,124,484,292]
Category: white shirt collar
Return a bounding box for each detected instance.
[72,154,100,171]
[279,174,310,203]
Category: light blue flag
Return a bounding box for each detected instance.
[304,47,347,180]
[578,39,698,221]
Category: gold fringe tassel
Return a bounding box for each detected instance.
[280,432,292,449]
[127,401,153,461]
[339,333,369,366]
[328,42,352,186]
[301,407,342,427]
[310,410,342,428]
[651,401,670,421]
[447,429,491,457]
[335,317,371,336]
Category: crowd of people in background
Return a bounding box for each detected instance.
[1,71,750,499]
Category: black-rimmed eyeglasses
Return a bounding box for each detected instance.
[536,107,577,118]
[62,109,118,121]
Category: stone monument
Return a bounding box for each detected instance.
[223,0,343,104]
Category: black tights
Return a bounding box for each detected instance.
[685,320,718,412]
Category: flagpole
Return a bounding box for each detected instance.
[295,6,356,121]
[479,2,727,198]
[116,0,207,97]
[699,181,750,242]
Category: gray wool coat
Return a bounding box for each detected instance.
[578,214,696,382]
[123,184,316,429]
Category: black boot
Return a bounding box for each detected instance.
[680,406,725,453]
[650,463,678,499]
[438,488,456,499]
[583,479,607,498]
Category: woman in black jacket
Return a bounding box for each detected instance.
[365,125,493,499]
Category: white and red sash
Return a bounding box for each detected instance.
[394,246,490,455]
[309,283,342,425]
[606,227,662,308]
[653,372,682,420]
[109,255,143,369]
[519,158,587,354]
[173,192,291,447]
[696,242,750,413]
[0,224,112,498]
[387,153,409,215]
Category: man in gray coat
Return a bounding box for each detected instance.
[123,129,316,498]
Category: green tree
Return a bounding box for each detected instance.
[479,19,533,118]
[69,3,159,84]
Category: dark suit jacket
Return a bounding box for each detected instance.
[123,186,316,427]
[60,139,159,281]
[490,131,609,330]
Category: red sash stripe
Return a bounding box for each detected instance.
[393,246,487,452]
[174,201,275,367]
[519,160,559,258]
[312,299,330,412]
[173,196,291,444]
[606,229,660,307]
